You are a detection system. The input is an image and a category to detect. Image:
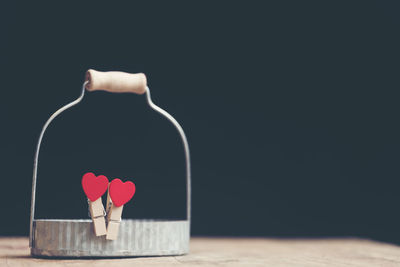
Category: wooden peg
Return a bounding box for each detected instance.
[89,198,107,236]
[106,191,124,240]
[92,216,107,236]
[82,172,109,237]
[106,183,112,214]
[106,221,120,241]
[106,178,136,240]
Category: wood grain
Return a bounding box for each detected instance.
[1,237,400,266]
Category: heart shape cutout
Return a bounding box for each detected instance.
[82,172,109,202]
[109,178,136,207]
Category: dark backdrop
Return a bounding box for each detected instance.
[2,1,400,244]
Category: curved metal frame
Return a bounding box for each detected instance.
[29,82,191,246]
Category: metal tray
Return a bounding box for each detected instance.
[30,74,192,258]
[31,219,189,257]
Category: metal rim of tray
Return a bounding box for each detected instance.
[29,81,191,257]
[31,219,190,257]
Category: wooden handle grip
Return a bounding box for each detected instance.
[85,69,147,95]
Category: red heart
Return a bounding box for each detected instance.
[109,178,136,207]
[82,172,109,202]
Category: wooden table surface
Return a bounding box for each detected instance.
[1,237,400,266]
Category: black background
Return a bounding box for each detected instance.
[2,1,400,244]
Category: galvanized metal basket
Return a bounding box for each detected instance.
[29,70,191,257]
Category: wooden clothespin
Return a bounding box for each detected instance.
[106,178,136,240]
[82,172,109,236]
